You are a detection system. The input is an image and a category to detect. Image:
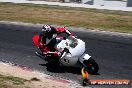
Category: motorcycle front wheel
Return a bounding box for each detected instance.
[83,58,99,74]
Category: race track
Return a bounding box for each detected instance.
[0,22,132,87]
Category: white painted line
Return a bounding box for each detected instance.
[0,0,132,11]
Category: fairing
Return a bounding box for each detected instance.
[59,39,86,66]
[32,35,39,47]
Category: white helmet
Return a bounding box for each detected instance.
[42,25,51,32]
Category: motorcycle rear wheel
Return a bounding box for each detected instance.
[83,58,99,74]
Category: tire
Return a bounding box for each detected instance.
[83,58,99,74]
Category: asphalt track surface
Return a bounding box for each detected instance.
[0,22,132,88]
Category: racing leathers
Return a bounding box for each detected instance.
[38,26,74,57]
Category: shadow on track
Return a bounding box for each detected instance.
[36,52,99,75]
[39,63,81,74]
[39,63,100,75]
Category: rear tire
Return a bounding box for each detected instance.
[83,58,99,74]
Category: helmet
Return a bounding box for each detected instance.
[42,25,51,32]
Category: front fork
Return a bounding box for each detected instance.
[79,53,91,68]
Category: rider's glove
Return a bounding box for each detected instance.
[70,35,76,40]
[54,51,61,56]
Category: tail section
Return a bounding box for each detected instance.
[32,35,39,47]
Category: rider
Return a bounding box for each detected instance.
[37,25,75,57]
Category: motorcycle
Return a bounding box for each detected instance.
[32,34,99,74]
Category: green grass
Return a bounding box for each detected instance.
[30,77,40,81]
[0,74,27,85]
[0,2,132,33]
[0,74,42,88]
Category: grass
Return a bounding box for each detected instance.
[0,74,27,85]
[30,77,40,81]
[0,2,132,33]
[0,74,41,88]
[0,74,27,88]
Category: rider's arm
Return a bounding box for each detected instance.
[55,27,73,36]
[55,27,76,41]
[65,28,73,36]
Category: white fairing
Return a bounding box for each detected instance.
[55,38,87,66]
[69,39,85,57]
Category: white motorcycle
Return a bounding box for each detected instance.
[32,35,99,74]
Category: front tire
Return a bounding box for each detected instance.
[83,58,99,74]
